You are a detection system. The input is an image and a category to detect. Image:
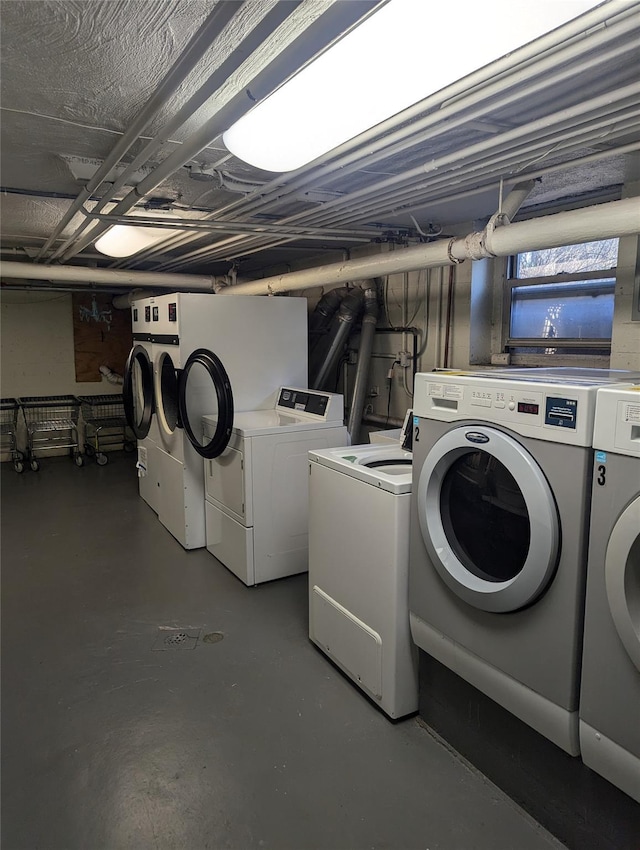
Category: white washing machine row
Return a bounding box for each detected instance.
[204,387,348,586]
[124,292,308,549]
[580,384,640,802]
[409,368,640,757]
[308,440,417,719]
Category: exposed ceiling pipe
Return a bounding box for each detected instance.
[246,87,640,227]
[112,290,160,310]
[145,3,640,269]
[348,280,380,445]
[83,211,381,242]
[158,83,640,269]
[169,119,636,270]
[48,2,305,262]
[0,261,221,291]
[56,1,381,264]
[36,1,242,261]
[217,197,640,296]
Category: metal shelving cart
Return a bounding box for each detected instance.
[18,395,83,471]
[1,398,26,473]
[78,394,135,465]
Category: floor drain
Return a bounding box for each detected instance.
[203,632,224,644]
[152,627,201,651]
[164,632,190,646]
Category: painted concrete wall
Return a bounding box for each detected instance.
[1,291,124,397]
[1,291,124,460]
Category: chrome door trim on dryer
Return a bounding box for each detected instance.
[605,496,640,671]
[416,424,559,612]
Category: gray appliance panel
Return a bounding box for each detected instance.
[409,417,591,709]
[580,453,640,754]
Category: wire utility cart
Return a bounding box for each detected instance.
[18,395,83,471]
[0,398,25,473]
[78,394,134,465]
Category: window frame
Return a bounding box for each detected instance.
[496,243,618,367]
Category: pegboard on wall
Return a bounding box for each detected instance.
[72,293,132,382]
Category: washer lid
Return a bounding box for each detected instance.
[309,445,413,494]
[204,408,345,438]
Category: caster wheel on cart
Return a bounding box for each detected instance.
[123,441,136,453]
[84,443,96,457]
[96,453,108,466]
[30,459,40,472]
[75,454,84,467]
[13,460,24,473]
[15,450,25,461]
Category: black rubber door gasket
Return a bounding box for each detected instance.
[123,344,154,440]
[178,348,234,458]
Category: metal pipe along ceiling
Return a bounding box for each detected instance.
[2,196,638,296]
[217,197,640,296]
[54,1,381,265]
[36,0,243,261]
[47,1,304,263]
[143,3,640,271]
[0,261,219,291]
[161,81,640,269]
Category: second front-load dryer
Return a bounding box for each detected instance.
[124,292,308,549]
[409,368,640,756]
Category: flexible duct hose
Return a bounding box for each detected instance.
[347,281,379,444]
[312,289,364,390]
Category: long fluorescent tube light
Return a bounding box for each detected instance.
[223,0,602,173]
[95,211,183,258]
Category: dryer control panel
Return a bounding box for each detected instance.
[276,388,344,422]
[411,372,611,447]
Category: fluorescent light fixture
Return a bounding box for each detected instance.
[223,0,601,172]
[95,211,183,258]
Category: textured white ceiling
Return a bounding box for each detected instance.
[1,0,639,278]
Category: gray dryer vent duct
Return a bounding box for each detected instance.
[308,285,352,378]
[347,280,379,445]
[311,288,364,390]
[309,286,352,338]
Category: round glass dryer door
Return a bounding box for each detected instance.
[155,350,180,435]
[416,425,560,612]
[605,495,640,672]
[123,344,154,440]
[178,348,234,458]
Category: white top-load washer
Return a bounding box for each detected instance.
[308,438,417,720]
[203,387,347,586]
[409,367,640,755]
[124,293,308,549]
[580,384,640,802]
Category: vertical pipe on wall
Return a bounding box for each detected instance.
[347,280,379,444]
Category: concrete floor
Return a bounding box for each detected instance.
[1,455,565,850]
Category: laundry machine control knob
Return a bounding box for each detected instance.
[508,401,516,411]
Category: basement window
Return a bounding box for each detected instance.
[504,238,618,360]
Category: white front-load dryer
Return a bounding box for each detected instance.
[579,384,640,802]
[308,441,417,719]
[124,292,308,549]
[409,368,640,755]
[125,298,159,513]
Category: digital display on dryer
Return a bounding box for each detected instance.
[517,402,539,415]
